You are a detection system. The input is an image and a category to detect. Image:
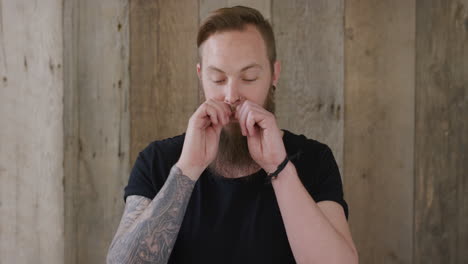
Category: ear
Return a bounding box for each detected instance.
[197,63,202,80]
[272,60,281,86]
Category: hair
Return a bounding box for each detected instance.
[197,6,277,74]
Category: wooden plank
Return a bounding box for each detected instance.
[272,0,344,172]
[130,0,199,164]
[414,0,468,263]
[63,0,79,262]
[228,0,270,20]
[74,0,130,263]
[199,0,228,23]
[200,0,270,23]
[0,0,64,263]
[344,1,415,263]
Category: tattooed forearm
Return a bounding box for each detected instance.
[109,196,151,248]
[107,165,197,264]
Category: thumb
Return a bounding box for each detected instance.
[214,123,223,137]
[247,133,261,156]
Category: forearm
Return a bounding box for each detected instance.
[271,162,357,264]
[107,165,197,264]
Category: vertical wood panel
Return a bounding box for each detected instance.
[130,0,199,164]
[63,0,79,262]
[74,0,130,263]
[199,0,228,22]
[272,0,344,172]
[200,0,270,23]
[414,0,468,263]
[344,1,415,263]
[0,0,64,263]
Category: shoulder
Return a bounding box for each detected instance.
[282,129,340,186]
[139,133,186,164]
[124,133,186,201]
[134,133,186,182]
[282,129,332,161]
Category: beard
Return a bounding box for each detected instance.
[206,84,276,178]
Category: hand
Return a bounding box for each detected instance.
[176,99,231,180]
[235,100,287,173]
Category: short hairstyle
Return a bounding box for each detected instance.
[197,6,277,73]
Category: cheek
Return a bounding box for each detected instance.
[246,81,271,103]
[202,83,224,100]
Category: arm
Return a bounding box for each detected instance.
[107,98,231,263]
[106,165,197,264]
[233,100,357,263]
[271,162,358,264]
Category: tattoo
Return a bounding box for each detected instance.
[110,196,151,245]
[107,166,196,264]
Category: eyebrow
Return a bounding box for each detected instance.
[207,63,263,73]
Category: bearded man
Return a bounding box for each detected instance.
[107,6,358,264]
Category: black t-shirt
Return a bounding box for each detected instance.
[124,129,348,264]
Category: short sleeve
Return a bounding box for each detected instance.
[123,145,157,202]
[313,145,349,219]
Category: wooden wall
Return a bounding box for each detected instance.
[0,0,466,263]
[0,0,64,263]
[414,0,468,263]
[63,0,130,263]
[344,1,416,263]
[129,0,199,163]
[273,0,345,171]
[130,0,344,170]
[129,1,467,263]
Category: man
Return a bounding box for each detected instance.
[107,6,358,264]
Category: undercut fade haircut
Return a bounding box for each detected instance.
[197,6,277,74]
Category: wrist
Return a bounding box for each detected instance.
[174,161,205,181]
[270,161,296,186]
[263,155,288,174]
[267,155,288,174]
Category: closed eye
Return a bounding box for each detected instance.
[243,78,257,82]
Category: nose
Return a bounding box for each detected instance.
[224,81,242,106]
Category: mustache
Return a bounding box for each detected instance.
[229,104,237,112]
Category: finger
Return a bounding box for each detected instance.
[206,101,224,125]
[217,101,233,122]
[207,99,229,125]
[238,101,251,136]
[246,111,258,137]
[243,102,273,130]
[204,103,219,125]
[200,118,211,129]
[243,101,268,115]
[214,121,223,136]
[236,102,247,136]
[212,99,233,117]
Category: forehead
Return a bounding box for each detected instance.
[200,25,269,71]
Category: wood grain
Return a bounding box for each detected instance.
[72,0,130,263]
[200,0,270,22]
[344,1,415,263]
[63,0,79,262]
[414,0,468,263]
[273,0,344,172]
[0,0,64,263]
[130,0,199,164]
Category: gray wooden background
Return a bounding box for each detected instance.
[0,0,467,263]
